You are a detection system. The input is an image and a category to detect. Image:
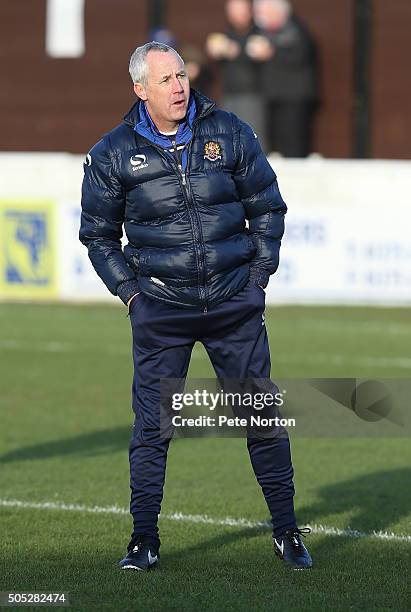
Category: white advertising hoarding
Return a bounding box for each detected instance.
[266,158,411,305]
[0,154,410,305]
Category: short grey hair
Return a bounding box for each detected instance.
[255,0,291,17]
[129,41,183,85]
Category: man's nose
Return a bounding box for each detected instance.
[171,75,184,93]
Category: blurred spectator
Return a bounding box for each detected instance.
[148,27,177,48]
[180,44,213,96]
[206,0,270,150]
[254,0,318,157]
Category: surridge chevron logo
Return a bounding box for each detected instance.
[130,154,148,171]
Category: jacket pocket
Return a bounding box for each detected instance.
[124,244,140,274]
[247,239,257,258]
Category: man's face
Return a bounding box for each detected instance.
[226,0,252,30]
[254,0,287,30]
[134,50,190,130]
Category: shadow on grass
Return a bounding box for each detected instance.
[2,531,409,612]
[1,468,410,609]
[0,425,193,465]
[160,468,411,561]
[298,467,411,534]
[158,466,411,577]
[0,426,132,463]
[1,427,409,538]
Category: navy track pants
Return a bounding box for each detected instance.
[128,281,296,545]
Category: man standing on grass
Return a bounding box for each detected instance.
[79,42,312,571]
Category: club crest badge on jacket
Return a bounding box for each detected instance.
[204,141,222,161]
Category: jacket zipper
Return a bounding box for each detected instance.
[133,136,203,307]
[172,137,208,312]
[132,104,215,313]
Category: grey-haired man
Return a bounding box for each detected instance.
[80,42,312,571]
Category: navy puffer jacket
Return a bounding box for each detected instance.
[79,90,287,310]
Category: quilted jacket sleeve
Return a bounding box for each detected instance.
[232,116,287,288]
[79,137,139,304]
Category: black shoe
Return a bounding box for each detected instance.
[119,535,160,571]
[273,527,313,570]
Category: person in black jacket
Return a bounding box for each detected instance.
[206,0,272,151]
[254,0,318,157]
[79,41,312,571]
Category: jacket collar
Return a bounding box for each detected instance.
[123,88,215,129]
[134,94,197,148]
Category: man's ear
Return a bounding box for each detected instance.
[134,82,147,101]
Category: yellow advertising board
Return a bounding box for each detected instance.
[0,200,57,299]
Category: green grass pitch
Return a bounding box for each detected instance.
[0,302,410,611]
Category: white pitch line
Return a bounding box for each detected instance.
[191,351,411,370]
[1,339,410,369]
[0,499,128,515]
[0,339,130,356]
[266,353,411,370]
[293,319,411,337]
[1,499,410,544]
